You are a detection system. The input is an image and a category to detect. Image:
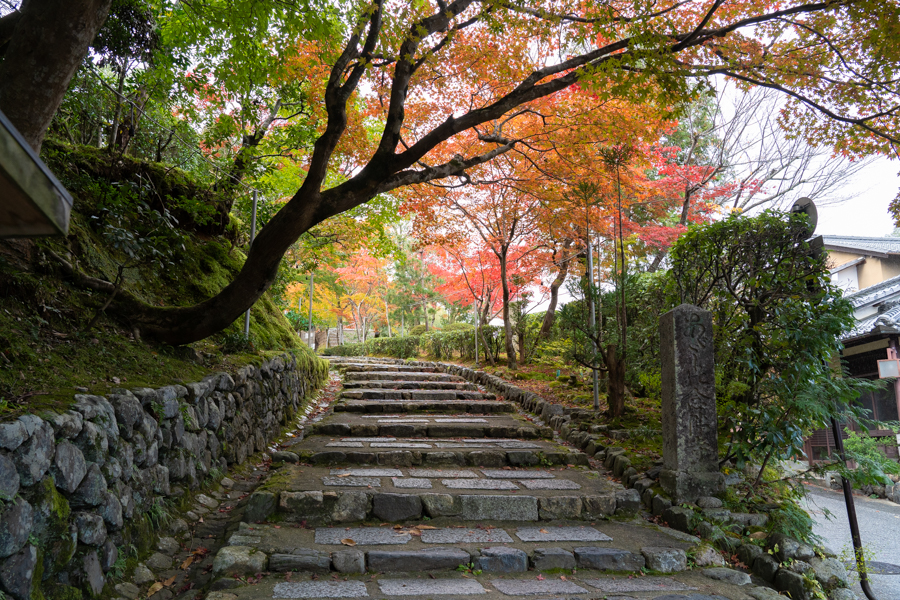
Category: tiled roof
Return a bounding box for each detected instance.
[842,273,900,339]
[846,302,900,340]
[843,273,900,309]
[823,235,900,257]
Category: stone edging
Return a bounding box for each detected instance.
[0,352,328,600]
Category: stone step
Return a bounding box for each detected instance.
[342,379,479,391]
[212,519,741,596]
[220,572,730,600]
[343,371,466,383]
[335,400,514,414]
[224,522,668,576]
[310,415,548,439]
[341,388,494,401]
[303,446,589,469]
[243,464,628,526]
[337,363,441,373]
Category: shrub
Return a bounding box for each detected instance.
[220,332,256,354]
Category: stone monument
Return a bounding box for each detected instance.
[659,304,725,503]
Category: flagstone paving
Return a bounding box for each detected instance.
[204,356,783,600]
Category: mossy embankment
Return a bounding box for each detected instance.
[0,139,312,418]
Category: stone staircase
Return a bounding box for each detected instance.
[208,357,776,600]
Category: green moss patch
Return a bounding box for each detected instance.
[0,142,319,417]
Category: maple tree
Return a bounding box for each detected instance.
[20,0,900,345]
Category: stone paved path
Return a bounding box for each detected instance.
[198,357,780,600]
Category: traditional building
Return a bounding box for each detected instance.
[803,236,900,462]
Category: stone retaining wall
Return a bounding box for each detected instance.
[0,352,328,600]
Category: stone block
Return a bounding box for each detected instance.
[507,451,539,466]
[311,451,348,465]
[377,579,485,596]
[490,579,588,595]
[538,496,582,519]
[615,488,641,515]
[640,547,687,573]
[775,568,812,600]
[372,494,422,521]
[737,543,763,568]
[212,546,268,576]
[132,564,154,585]
[272,581,367,598]
[753,554,780,582]
[808,557,850,590]
[582,494,617,517]
[376,451,417,467]
[367,548,469,572]
[459,494,538,520]
[322,477,380,487]
[0,421,27,451]
[659,469,726,506]
[0,455,19,502]
[0,543,37,600]
[442,479,517,490]
[652,494,672,516]
[692,544,726,567]
[145,552,172,570]
[662,505,695,533]
[531,547,575,571]
[315,527,410,546]
[82,551,104,598]
[332,491,370,523]
[392,477,431,489]
[332,468,403,477]
[702,566,751,585]
[245,491,277,523]
[331,550,365,574]
[520,479,580,490]
[574,547,645,572]
[422,452,465,465]
[114,583,139,600]
[466,450,506,467]
[272,451,299,464]
[0,498,32,559]
[278,491,331,523]
[71,463,108,508]
[421,494,461,517]
[516,527,610,542]
[474,547,527,573]
[421,529,513,544]
[50,440,87,494]
[269,549,331,573]
[14,419,55,486]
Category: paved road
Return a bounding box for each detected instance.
[802,484,900,599]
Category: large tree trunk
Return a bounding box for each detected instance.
[539,239,572,339]
[498,247,517,370]
[606,344,626,419]
[0,0,113,152]
[517,322,527,365]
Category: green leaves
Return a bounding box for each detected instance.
[667,211,867,471]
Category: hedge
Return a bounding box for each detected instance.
[320,325,504,360]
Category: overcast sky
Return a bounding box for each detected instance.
[816,157,899,237]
